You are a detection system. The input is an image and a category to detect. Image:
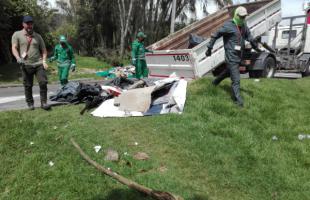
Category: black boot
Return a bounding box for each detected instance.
[41,101,51,110]
[27,103,35,110]
[39,84,51,110]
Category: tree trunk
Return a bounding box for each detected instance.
[118,0,135,57]
[71,138,184,200]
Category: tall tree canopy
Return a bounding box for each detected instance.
[0,0,55,64]
[0,0,237,64]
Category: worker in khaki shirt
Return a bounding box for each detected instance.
[11,16,51,110]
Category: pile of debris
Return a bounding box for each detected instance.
[95,65,135,79]
[50,74,187,117]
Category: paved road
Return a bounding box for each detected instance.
[0,84,61,112]
[0,79,105,112]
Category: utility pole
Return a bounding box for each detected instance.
[170,0,177,34]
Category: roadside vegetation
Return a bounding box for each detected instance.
[0,55,122,85]
[1,77,309,200]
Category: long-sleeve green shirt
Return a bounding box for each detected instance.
[50,43,75,66]
[131,39,151,61]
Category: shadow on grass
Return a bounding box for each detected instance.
[90,188,209,200]
[90,188,152,200]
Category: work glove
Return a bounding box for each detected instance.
[131,59,136,65]
[70,64,76,72]
[255,36,262,43]
[205,48,212,57]
[17,58,25,65]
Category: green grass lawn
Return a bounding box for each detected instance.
[1,77,310,200]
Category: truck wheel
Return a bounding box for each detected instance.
[262,57,276,78]
[249,57,275,78]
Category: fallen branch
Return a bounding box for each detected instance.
[70,138,183,200]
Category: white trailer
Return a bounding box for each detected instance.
[146,0,282,79]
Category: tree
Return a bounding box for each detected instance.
[117,0,135,57]
[0,0,55,64]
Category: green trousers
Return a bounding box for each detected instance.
[58,63,70,86]
[135,59,148,79]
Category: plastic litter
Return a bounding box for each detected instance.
[96,66,135,79]
[48,161,54,167]
[272,136,278,141]
[298,134,310,140]
[94,145,102,153]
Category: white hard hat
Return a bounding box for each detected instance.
[235,6,248,16]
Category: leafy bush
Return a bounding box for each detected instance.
[94,47,130,67]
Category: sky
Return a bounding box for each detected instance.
[47,0,306,18]
[197,0,305,18]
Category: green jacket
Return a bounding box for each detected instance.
[50,43,75,66]
[131,39,151,60]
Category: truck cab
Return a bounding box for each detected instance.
[267,25,303,51]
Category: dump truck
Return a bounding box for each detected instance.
[146,0,282,79]
[146,0,310,79]
[268,0,310,78]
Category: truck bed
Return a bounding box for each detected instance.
[150,0,274,50]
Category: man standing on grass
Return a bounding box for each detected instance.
[11,16,51,110]
[205,6,260,107]
[131,32,153,79]
[49,35,76,86]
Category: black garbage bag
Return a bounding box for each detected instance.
[188,33,206,49]
[50,82,102,104]
[74,82,102,103]
[80,94,113,115]
[49,82,80,102]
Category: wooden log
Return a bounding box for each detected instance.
[71,138,184,200]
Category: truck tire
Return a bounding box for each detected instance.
[249,57,275,78]
[262,57,276,78]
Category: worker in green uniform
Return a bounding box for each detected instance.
[131,32,153,79]
[49,35,76,86]
[205,6,260,107]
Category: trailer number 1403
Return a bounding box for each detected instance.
[173,55,190,62]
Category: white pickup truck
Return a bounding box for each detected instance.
[146,0,282,79]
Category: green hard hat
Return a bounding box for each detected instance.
[59,35,67,42]
[137,32,146,38]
